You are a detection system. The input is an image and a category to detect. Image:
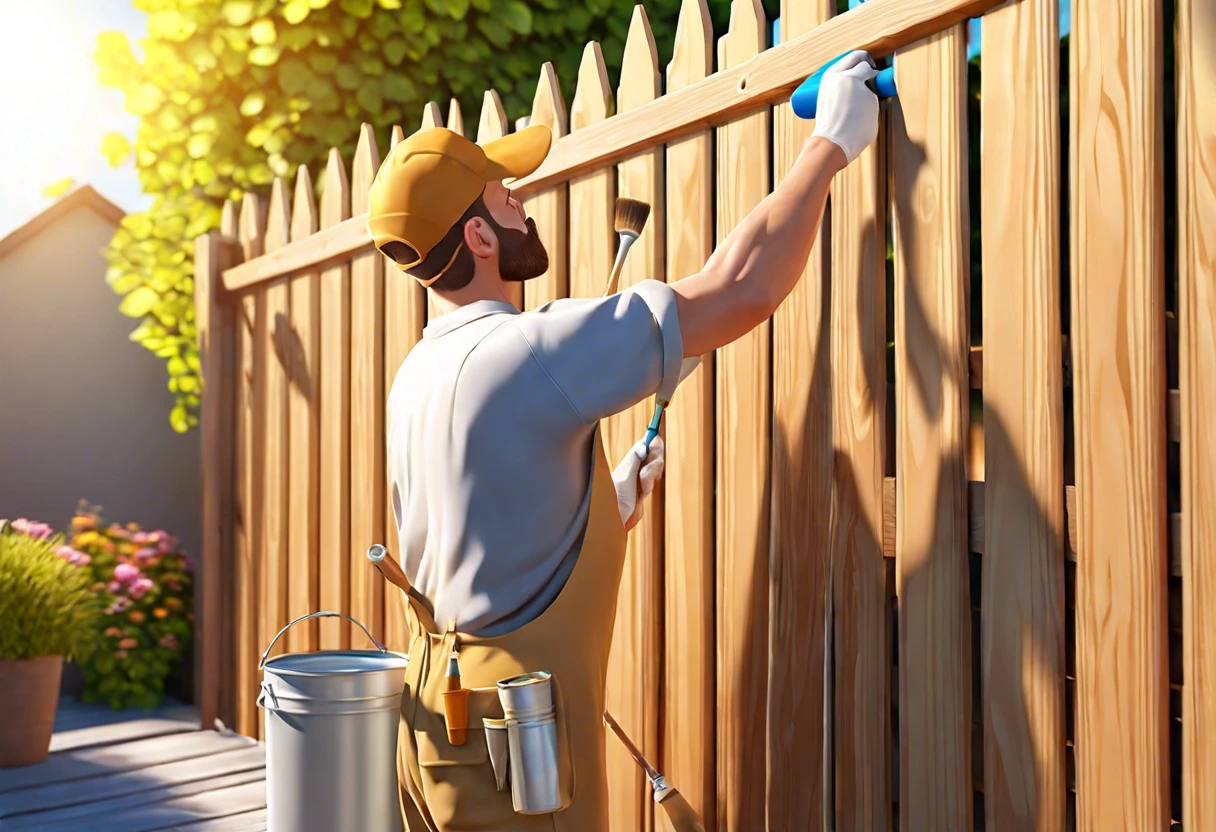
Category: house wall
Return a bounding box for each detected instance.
[0,206,200,557]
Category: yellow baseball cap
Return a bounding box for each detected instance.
[367,124,552,278]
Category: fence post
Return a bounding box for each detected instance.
[194,230,242,730]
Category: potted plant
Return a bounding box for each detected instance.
[0,519,101,767]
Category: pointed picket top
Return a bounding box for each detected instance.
[570,42,613,131]
[390,124,405,150]
[718,0,765,70]
[291,166,318,243]
[780,0,831,41]
[237,193,266,260]
[668,0,713,91]
[619,6,660,112]
[321,148,351,230]
[265,178,292,253]
[352,123,381,206]
[530,62,567,138]
[447,99,465,136]
[221,200,239,237]
[477,90,508,143]
[419,101,444,132]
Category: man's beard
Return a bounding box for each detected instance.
[495,217,549,282]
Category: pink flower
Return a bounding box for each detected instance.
[131,531,153,545]
[113,562,141,583]
[107,581,121,593]
[106,596,131,615]
[11,518,54,540]
[130,577,154,599]
[158,633,179,649]
[114,650,127,659]
[134,547,157,560]
[56,546,91,566]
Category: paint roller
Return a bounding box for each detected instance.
[791,51,897,120]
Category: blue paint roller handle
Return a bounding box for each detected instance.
[791,51,897,120]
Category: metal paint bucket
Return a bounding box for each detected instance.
[258,611,409,832]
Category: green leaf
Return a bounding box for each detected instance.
[248,44,281,66]
[239,91,265,117]
[222,0,256,25]
[42,177,76,198]
[335,64,362,90]
[283,0,312,23]
[383,37,408,65]
[170,405,189,433]
[119,287,160,318]
[186,132,213,158]
[476,16,512,47]
[127,83,164,115]
[110,274,144,294]
[381,72,416,102]
[339,0,375,17]
[498,0,532,34]
[251,18,277,45]
[355,82,382,113]
[101,132,132,167]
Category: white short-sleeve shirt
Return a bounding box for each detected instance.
[386,280,683,636]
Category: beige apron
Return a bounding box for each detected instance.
[395,426,627,831]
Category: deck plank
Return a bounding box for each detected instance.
[0,731,256,794]
[0,745,265,818]
[171,807,268,831]
[2,768,265,830]
[87,779,266,832]
[50,715,201,754]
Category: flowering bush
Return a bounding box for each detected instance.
[67,503,194,710]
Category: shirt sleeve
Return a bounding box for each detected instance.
[509,280,684,425]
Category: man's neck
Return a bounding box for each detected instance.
[428,269,513,317]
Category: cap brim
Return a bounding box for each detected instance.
[482,124,552,183]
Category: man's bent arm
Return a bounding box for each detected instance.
[670,136,845,358]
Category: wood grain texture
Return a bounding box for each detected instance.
[714,1,770,829]
[218,204,239,729]
[319,149,352,650]
[383,122,425,654]
[420,103,447,326]
[1070,0,1169,827]
[194,231,240,731]
[287,166,321,654]
[767,1,834,829]
[234,195,266,737]
[478,90,524,311]
[522,63,569,311]
[567,41,615,304]
[891,27,972,831]
[660,0,715,827]
[349,125,387,646]
[259,179,292,700]
[980,2,1065,830]
[604,10,664,832]
[1179,0,1216,826]
[831,114,891,831]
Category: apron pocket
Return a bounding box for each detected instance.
[416,687,502,767]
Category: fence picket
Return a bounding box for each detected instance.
[233,194,266,737]
[349,125,387,646]
[320,149,352,650]
[831,115,891,830]
[1178,0,1216,825]
[715,1,770,828]
[417,103,446,324]
[604,9,665,831]
[768,0,834,826]
[980,1,1065,830]
[891,27,972,830]
[216,198,241,726]
[258,181,293,738]
[661,0,715,827]
[382,120,427,654]
[478,90,523,311]
[1070,0,1169,827]
[221,200,238,236]
[447,98,465,136]
[522,63,569,311]
[287,166,321,655]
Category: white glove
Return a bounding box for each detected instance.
[612,436,665,531]
[810,50,880,164]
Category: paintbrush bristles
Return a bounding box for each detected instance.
[614,197,651,236]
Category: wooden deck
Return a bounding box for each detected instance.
[0,698,267,831]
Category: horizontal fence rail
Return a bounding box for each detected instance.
[192,0,1211,828]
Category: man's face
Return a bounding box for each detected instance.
[481,180,548,282]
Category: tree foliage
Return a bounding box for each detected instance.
[96,0,758,430]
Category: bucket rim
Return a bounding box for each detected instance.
[262,648,410,676]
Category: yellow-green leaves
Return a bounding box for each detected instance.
[42,177,76,198]
[251,18,278,44]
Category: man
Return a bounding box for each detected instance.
[367,50,880,831]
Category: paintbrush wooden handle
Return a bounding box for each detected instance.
[367,544,412,595]
[602,255,626,297]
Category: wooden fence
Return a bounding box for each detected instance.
[193,0,1214,828]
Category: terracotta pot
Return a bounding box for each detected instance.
[0,655,63,767]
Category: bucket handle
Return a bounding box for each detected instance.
[259,611,387,668]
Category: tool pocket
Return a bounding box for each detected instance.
[415,686,500,768]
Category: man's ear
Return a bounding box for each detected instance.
[463,217,497,260]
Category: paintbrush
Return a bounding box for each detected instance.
[603,711,705,832]
[367,544,412,595]
[602,198,651,297]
